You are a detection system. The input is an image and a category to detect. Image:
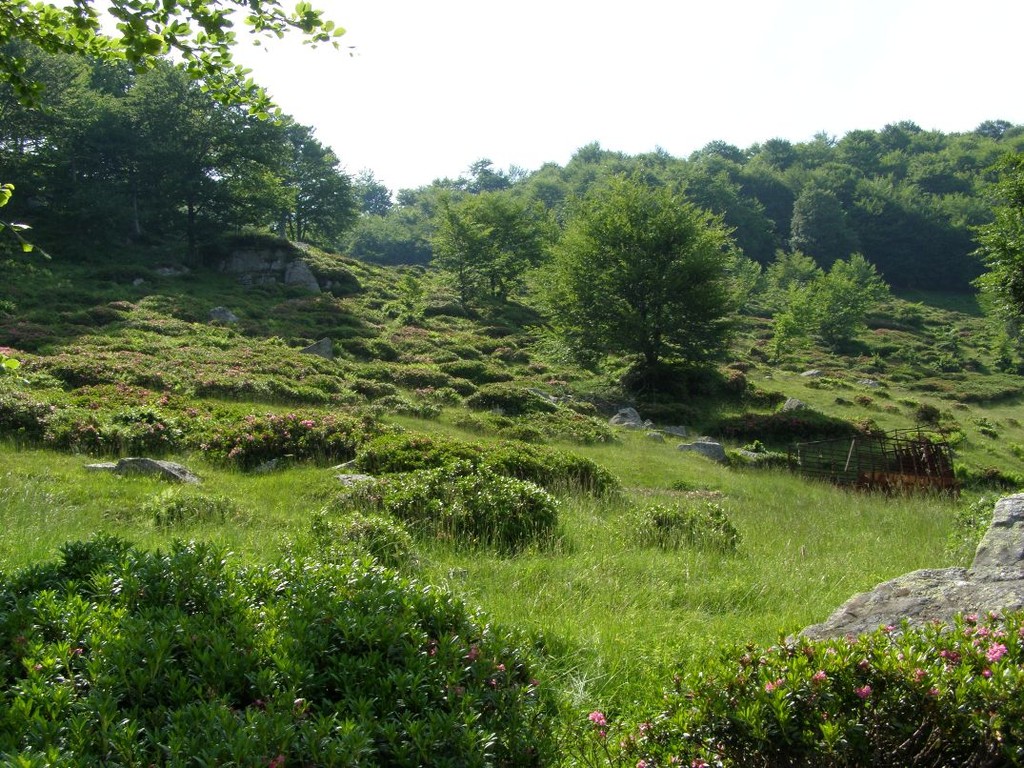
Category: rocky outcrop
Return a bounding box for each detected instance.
[677,437,727,463]
[802,494,1024,640]
[301,338,334,359]
[85,457,201,484]
[219,248,321,293]
[609,407,651,430]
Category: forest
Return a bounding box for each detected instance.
[3,41,1023,298]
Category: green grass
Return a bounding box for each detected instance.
[0,434,960,714]
[0,246,1015,726]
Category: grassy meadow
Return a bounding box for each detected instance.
[0,241,1021,754]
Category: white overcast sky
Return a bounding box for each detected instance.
[233,0,1023,193]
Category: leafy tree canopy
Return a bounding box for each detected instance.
[974,153,1024,324]
[542,175,736,376]
[0,0,342,115]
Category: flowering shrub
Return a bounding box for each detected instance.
[197,411,379,469]
[631,501,741,552]
[0,537,556,766]
[607,613,1024,766]
[336,464,560,553]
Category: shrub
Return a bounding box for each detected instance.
[438,359,514,384]
[355,433,620,495]
[483,442,619,495]
[197,411,376,470]
[337,465,560,553]
[713,410,860,444]
[631,501,740,551]
[0,537,555,765]
[465,383,558,415]
[607,613,1024,767]
[355,433,481,474]
[143,488,245,527]
[311,510,416,570]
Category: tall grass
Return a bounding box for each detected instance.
[0,424,960,714]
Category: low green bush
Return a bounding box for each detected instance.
[197,411,377,470]
[311,510,417,570]
[713,409,861,444]
[0,537,555,765]
[337,465,560,553]
[631,501,740,552]
[465,383,558,415]
[599,613,1024,767]
[354,433,620,495]
[143,487,245,527]
[438,359,514,385]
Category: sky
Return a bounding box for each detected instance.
[233,0,1024,193]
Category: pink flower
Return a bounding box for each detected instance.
[691,760,709,768]
[982,668,992,678]
[764,678,783,693]
[268,756,286,768]
[928,687,941,697]
[588,711,607,727]
[986,643,1007,663]
[854,685,872,699]
[465,645,480,662]
[913,668,927,682]
[637,761,649,768]
[812,670,828,684]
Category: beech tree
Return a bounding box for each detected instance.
[0,0,341,115]
[543,176,735,374]
[974,153,1024,325]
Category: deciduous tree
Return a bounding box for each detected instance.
[542,176,735,374]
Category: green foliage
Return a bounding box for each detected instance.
[354,432,620,495]
[631,501,741,551]
[311,510,416,570]
[0,0,342,115]
[606,613,1024,766]
[464,382,558,415]
[197,411,375,469]
[713,409,864,444]
[541,175,736,373]
[975,153,1024,324]
[143,487,245,527]
[946,494,998,563]
[0,537,555,765]
[336,465,560,553]
[772,253,891,354]
[432,191,553,304]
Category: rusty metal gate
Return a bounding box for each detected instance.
[788,429,958,492]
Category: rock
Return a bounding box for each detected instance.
[646,431,665,442]
[781,397,808,412]
[132,278,145,287]
[336,473,375,487]
[609,407,645,429]
[801,494,1024,640]
[209,306,239,324]
[801,370,824,377]
[662,425,690,438]
[284,259,322,293]
[301,338,334,360]
[858,379,881,388]
[219,248,321,293]
[85,457,201,484]
[677,438,727,463]
[973,494,1024,568]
